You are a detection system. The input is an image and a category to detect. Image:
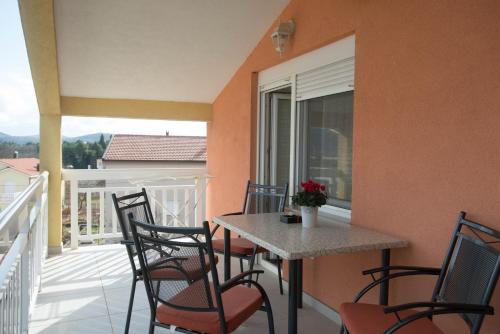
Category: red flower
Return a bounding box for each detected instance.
[300,179,326,193]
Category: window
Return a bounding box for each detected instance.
[257,35,355,219]
[297,91,353,210]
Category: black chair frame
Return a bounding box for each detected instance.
[341,211,499,334]
[112,188,156,334]
[128,216,275,334]
[211,181,289,294]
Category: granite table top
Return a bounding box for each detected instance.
[213,213,408,260]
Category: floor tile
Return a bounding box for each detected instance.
[104,283,149,315]
[29,315,113,334]
[31,288,109,325]
[110,310,169,334]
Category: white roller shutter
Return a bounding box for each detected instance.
[296,56,354,101]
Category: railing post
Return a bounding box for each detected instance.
[194,176,206,226]
[161,189,167,225]
[99,191,105,236]
[173,189,179,226]
[42,177,49,259]
[86,191,92,239]
[70,179,79,249]
[20,237,29,333]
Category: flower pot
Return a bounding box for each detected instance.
[300,206,318,228]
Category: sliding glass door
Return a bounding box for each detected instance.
[260,87,292,189]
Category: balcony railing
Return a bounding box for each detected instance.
[0,172,48,333]
[61,168,209,249]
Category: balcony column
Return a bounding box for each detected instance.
[39,113,62,254]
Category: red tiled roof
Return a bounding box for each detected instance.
[0,158,40,176]
[102,135,206,162]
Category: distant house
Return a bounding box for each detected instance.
[97,135,206,230]
[98,134,206,169]
[0,158,39,210]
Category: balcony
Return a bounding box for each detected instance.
[3,0,499,333]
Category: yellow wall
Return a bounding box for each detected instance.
[18,0,61,116]
[39,114,62,253]
[60,96,212,121]
[19,0,63,253]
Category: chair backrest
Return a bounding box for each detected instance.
[242,181,289,214]
[112,189,156,273]
[128,217,224,326]
[432,212,500,333]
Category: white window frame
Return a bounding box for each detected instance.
[256,35,355,221]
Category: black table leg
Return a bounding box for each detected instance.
[224,228,231,281]
[379,249,390,305]
[288,259,298,334]
[297,259,303,308]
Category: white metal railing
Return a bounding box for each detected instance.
[62,168,209,249]
[0,172,48,334]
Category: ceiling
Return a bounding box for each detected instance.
[54,0,289,103]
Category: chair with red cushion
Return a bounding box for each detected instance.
[113,189,218,334]
[128,216,275,334]
[211,181,289,294]
[339,211,499,334]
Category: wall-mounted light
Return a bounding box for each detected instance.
[271,20,295,56]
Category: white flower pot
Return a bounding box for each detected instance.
[301,206,318,228]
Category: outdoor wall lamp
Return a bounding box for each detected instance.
[271,19,295,56]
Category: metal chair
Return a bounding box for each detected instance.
[112,189,155,334]
[112,189,218,334]
[128,216,275,334]
[211,181,289,294]
[340,211,499,334]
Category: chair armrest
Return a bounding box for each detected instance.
[220,270,264,292]
[384,302,494,315]
[211,212,245,237]
[353,270,440,303]
[152,256,189,266]
[383,302,494,334]
[120,240,134,246]
[362,266,441,276]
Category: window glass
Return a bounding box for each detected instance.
[298,91,353,209]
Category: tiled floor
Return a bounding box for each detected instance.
[29,244,340,334]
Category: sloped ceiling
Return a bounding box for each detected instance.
[54,0,289,103]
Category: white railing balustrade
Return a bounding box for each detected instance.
[62,168,209,249]
[0,172,48,334]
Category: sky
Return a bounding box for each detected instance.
[0,0,206,137]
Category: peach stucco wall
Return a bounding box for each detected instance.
[207,1,500,332]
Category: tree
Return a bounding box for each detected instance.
[0,134,109,169]
[62,136,109,169]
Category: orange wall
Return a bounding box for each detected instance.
[207,1,500,332]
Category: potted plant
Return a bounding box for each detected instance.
[292,179,328,228]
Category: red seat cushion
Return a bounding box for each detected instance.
[340,303,444,334]
[150,255,218,280]
[212,238,266,255]
[156,282,263,334]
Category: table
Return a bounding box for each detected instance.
[213,213,408,334]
